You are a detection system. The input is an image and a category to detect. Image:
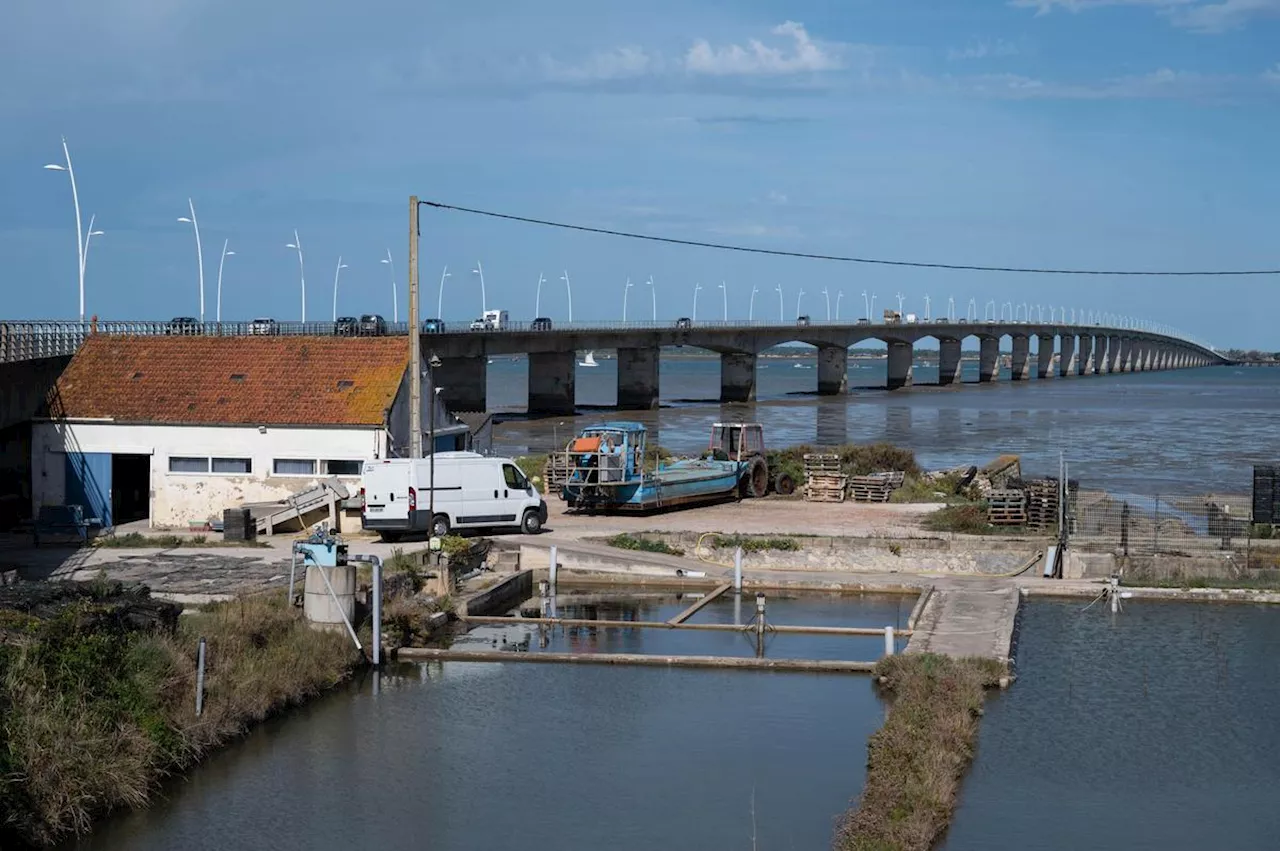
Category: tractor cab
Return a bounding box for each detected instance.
[709,423,765,462]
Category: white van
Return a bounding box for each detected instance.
[360,452,547,542]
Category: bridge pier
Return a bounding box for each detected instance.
[1058,335,1077,377]
[528,351,576,416]
[720,352,757,402]
[1109,335,1123,373]
[616,346,660,409]
[1077,335,1094,376]
[436,356,487,413]
[978,337,1000,382]
[1120,338,1134,372]
[887,341,914,389]
[1037,335,1054,379]
[817,346,848,395]
[1010,335,1030,380]
[1095,336,1110,374]
[939,338,963,385]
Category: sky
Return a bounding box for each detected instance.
[1,0,1278,348]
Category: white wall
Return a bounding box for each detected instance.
[33,421,385,528]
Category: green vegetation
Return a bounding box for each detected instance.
[96,532,268,549]
[382,593,453,647]
[0,585,358,847]
[768,442,921,481]
[440,534,471,559]
[1250,524,1274,540]
[835,654,1006,851]
[890,472,980,505]
[1121,570,1280,591]
[514,454,548,493]
[605,533,685,557]
[923,504,995,535]
[707,534,799,553]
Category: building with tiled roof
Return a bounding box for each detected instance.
[33,335,470,529]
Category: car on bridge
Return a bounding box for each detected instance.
[359,314,388,336]
[531,317,553,331]
[335,316,359,336]
[797,315,811,327]
[249,317,278,335]
[675,317,692,329]
[167,317,199,335]
[421,318,446,334]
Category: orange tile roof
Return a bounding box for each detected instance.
[49,335,411,427]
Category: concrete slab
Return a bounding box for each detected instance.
[904,583,1021,665]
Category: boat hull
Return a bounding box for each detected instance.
[564,460,742,511]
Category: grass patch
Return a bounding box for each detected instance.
[96,532,268,549]
[769,442,921,481]
[707,534,799,553]
[835,654,1006,851]
[1121,570,1280,591]
[922,504,994,535]
[0,588,359,847]
[890,473,980,505]
[514,454,547,494]
[605,533,685,557]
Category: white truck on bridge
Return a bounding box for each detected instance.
[469,309,509,331]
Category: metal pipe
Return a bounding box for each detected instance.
[195,637,207,716]
[734,546,742,591]
[458,614,911,636]
[549,545,558,590]
[353,554,384,666]
[884,626,895,657]
[312,554,363,652]
[287,549,297,606]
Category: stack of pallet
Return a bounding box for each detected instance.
[803,454,847,503]
[849,471,906,503]
[1024,479,1061,530]
[221,507,255,543]
[987,489,1028,526]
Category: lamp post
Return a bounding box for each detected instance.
[719,281,727,321]
[535,273,545,317]
[948,297,955,321]
[561,270,573,323]
[861,290,870,321]
[331,256,348,321]
[896,292,905,314]
[176,199,206,323]
[775,285,784,321]
[795,288,805,319]
[43,136,86,324]
[968,298,976,322]
[692,282,702,322]
[428,352,442,538]
[82,215,105,275]
[380,249,398,323]
[216,239,235,323]
[285,230,306,322]
[985,300,996,322]
[472,262,487,314]
[749,285,758,321]
[835,289,844,320]
[622,277,632,321]
[647,275,656,320]
[924,294,931,321]
[437,266,450,319]
[821,287,831,321]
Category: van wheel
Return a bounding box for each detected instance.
[379,531,402,543]
[430,514,451,538]
[521,509,543,535]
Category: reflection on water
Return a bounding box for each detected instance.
[490,363,1278,494]
[943,599,1280,851]
[68,594,902,851]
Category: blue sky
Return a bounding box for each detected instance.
[1,0,1278,347]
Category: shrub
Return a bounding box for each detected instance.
[514,455,547,493]
[923,504,994,535]
[708,534,799,553]
[605,533,685,557]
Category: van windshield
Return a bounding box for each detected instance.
[503,464,528,490]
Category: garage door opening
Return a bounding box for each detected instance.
[112,454,150,526]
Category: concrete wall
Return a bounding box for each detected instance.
[32,421,385,527]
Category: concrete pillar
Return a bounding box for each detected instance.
[1120,338,1133,372]
[1037,335,1055,379]
[1077,335,1094,376]
[616,346,660,410]
[938,338,963,385]
[1134,342,1147,372]
[720,352,757,402]
[979,337,1000,383]
[1058,335,1076,377]
[1095,336,1110,374]
[1109,336,1123,373]
[817,346,849,395]
[887,341,914,390]
[1010,335,1030,381]
[528,351,576,415]
[436,355,487,413]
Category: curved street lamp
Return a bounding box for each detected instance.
[332,256,348,321]
[535,272,545,317]
[380,249,398,322]
[821,287,831,321]
[749,285,758,321]
[622,277,632,321]
[647,276,656,320]
[835,289,844,320]
[795,288,805,319]
[43,137,87,323]
[216,240,235,323]
[775,285,784,321]
[472,262,488,314]
[719,281,728,321]
[176,199,206,323]
[285,230,306,321]
[561,270,573,323]
[437,266,451,319]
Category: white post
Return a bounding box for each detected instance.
[381,248,398,323]
[562,270,573,322]
[734,546,743,591]
[332,256,347,322]
[884,626,896,656]
[216,239,235,323]
[549,544,558,590]
[195,637,207,716]
[177,198,205,323]
[438,266,450,320]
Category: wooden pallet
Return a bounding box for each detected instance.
[543,452,571,497]
[805,473,848,503]
[848,472,906,503]
[987,489,1027,525]
[988,508,1028,526]
[804,454,842,477]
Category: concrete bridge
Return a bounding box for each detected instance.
[0,318,1225,416]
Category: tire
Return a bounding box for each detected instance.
[774,472,796,497]
[740,457,769,499]
[430,514,451,538]
[378,531,402,543]
[521,509,543,535]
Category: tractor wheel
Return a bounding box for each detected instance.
[740,457,769,499]
[774,472,796,497]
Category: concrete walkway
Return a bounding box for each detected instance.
[904,583,1022,665]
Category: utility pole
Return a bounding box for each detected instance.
[408,196,423,459]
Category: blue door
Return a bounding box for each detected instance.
[65,452,112,527]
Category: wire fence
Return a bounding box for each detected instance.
[1068,489,1262,558]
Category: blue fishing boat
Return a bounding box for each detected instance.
[561,422,769,512]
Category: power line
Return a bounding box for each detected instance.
[421,200,1280,277]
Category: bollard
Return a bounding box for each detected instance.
[754,593,767,658]
[549,545,558,590]
[372,558,383,667]
[195,637,207,716]
[733,591,742,627]
[286,549,297,606]
[734,547,743,591]
[884,626,895,657]
[1109,576,1120,614]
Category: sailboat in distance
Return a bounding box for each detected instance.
[579,351,600,368]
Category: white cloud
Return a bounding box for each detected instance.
[1008,0,1280,32]
[947,39,1021,60]
[540,46,660,82]
[684,21,844,76]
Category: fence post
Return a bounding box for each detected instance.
[884,626,896,657]
[1154,494,1160,555]
[195,637,207,717]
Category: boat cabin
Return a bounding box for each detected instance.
[566,422,647,486]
